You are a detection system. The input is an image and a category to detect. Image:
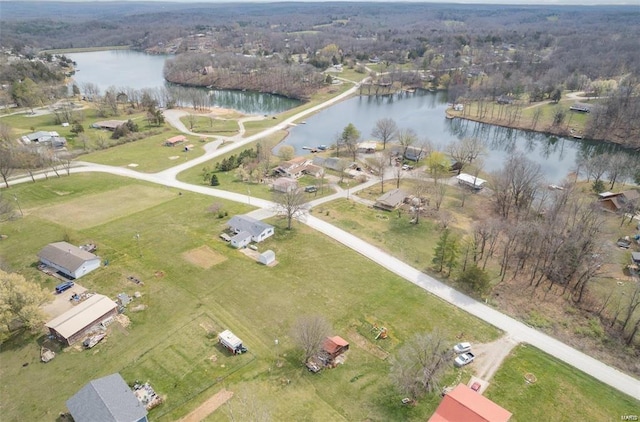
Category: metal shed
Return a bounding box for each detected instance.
[259,250,276,266]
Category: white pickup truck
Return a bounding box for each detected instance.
[454,352,475,367]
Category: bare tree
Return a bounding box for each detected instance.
[366,152,389,193]
[291,315,332,362]
[272,188,308,230]
[446,137,486,175]
[0,193,17,221]
[227,388,271,422]
[371,118,398,150]
[397,128,417,159]
[390,330,453,399]
[0,139,16,188]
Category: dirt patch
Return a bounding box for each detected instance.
[470,335,519,381]
[182,245,227,269]
[41,284,88,319]
[239,248,260,261]
[346,328,389,360]
[178,388,234,422]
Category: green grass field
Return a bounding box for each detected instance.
[179,115,240,136]
[0,173,502,421]
[487,344,639,422]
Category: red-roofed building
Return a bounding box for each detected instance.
[322,336,349,359]
[165,135,187,146]
[429,384,512,422]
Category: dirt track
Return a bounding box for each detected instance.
[178,388,233,422]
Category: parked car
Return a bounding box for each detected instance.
[55,281,74,294]
[304,185,318,193]
[453,342,472,354]
[617,238,631,249]
[470,382,481,392]
[401,164,414,171]
[454,352,475,367]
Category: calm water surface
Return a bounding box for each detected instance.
[67,50,300,114]
[68,51,628,183]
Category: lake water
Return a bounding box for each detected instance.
[282,90,627,183]
[68,50,628,183]
[67,50,301,114]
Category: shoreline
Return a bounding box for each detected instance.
[446,109,639,151]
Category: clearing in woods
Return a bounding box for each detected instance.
[183,245,228,269]
[33,185,176,229]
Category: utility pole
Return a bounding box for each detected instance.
[13,195,23,217]
[135,233,141,258]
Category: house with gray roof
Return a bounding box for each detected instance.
[38,241,101,279]
[67,373,148,422]
[228,215,274,243]
[20,131,67,148]
[374,189,407,211]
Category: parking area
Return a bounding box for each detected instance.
[41,283,88,318]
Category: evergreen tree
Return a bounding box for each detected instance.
[432,229,459,275]
[210,174,220,186]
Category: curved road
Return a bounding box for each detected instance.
[4,82,639,400]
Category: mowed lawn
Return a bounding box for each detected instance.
[80,129,212,173]
[0,174,500,422]
[487,345,640,422]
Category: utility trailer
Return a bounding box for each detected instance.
[218,329,247,355]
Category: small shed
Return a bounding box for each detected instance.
[632,252,640,265]
[259,250,276,266]
[165,135,187,146]
[230,231,252,249]
[323,335,349,359]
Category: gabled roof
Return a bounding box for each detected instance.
[38,241,100,273]
[278,156,308,170]
[67,373,147,422]
[230,231,252,243]
[429,384,512,422]
[376,189,407,208]
[166,135,187,144]
[46,294,117,339]
[93,120,127,130]
[228,215,274,237]
[273,177,298,188]
[323,336,349,355]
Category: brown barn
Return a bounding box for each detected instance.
[46,294,118,345]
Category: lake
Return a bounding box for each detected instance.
[67,50,626,183]
[282,90,620,182]
[67,50,301,115]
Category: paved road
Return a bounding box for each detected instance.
[3,82,639,400]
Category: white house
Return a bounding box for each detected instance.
[230,231,252,249]
[228,215,274,243]
[38,241,101,279]
[275,156,310,179]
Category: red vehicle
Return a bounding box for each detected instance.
[470,382,481,392]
